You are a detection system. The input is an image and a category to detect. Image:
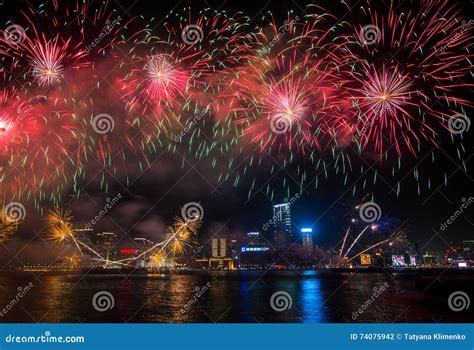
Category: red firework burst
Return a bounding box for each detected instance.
[345,0,473,157]
[232,12,350,153]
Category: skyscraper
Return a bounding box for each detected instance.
[301,228,313,254]
[273,203,292,250]
[211,238,227,258]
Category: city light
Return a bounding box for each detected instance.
[119,249,138,254]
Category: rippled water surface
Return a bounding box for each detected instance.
[0,271,471,323]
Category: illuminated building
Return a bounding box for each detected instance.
[461,240,474,262]
[247,231,261,244]
[360,254,372,265]
[301,228,313,254]
[228,239,240,261]
[195,257,234,270]
[95,232,117,263]
[239,245,271,267]
[422,253,437,266]
[273,203,292,250]
[392,255,406,267]
[211,238,227,258]
[373,251,385,267]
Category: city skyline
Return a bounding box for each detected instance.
[0,0,472,330]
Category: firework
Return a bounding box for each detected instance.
[149,252,166,271]
[46,208,75,244]
[0,208,20,244]
[42,206,202,268]
[0,95,84,204]
[232,14,346,153]
[345,0,473,157]
[0,28,88,88]
[0,1,470,207]
[0,89,37,156]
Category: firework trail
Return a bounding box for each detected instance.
[44,207,201,268]
[345,0,473,158]
[0,0,470,218]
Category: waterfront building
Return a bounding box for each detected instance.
[211,238,227,258]
[461,240,474,262]
[95,232,117,263]
[273,203,292,250]
[301,228,313,254]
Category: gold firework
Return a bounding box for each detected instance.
[47,208,73,226]
[173,216,201,235]
[0,209,20,244]
[149,252,165,271]
[165,216,201,256]
[46,208,75,244]
[48,222,75,244]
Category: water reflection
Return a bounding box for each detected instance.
[299,271,325,323]
[0,272,470,323]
